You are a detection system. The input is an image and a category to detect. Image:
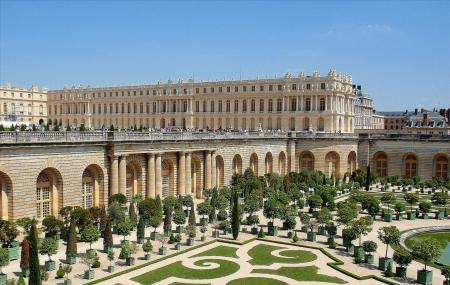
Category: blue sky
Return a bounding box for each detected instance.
[1,0,449,110]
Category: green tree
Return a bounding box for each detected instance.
[432,192,449,208]
[81,251,97,272]
[188,203,196,226]
[378,226,400,258]
[128,202,138,227]
[109,194,127,205]
[315,207,332,229]
[137,217,146,242]
[103,217,113,250]
[363,240,378,256]
[231,190,240,240]
[0,248,9,276]
[350,216,373,246]
[365,166,371,191]
[337,202,358,227]
[441,266,450,284]
[41,216,63,238]
[40,237,58,262]
[0,220,18,246]
[66,218,77,258]
[263,197,283,223]
[197,202,212,219]
[116,219,133,241]
[80,224,100,249]
[412,239,442,271]
[403,193,419,211]
[393,249,412,269]
[143,239,153,254]
[28,220,41,285]
[173,209,186,228]
[108,201,126,228]
[418,201,432,214]
[380,192,396,213]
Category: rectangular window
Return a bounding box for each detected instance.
[277,99,282,112]
[268,99,273,112]
[278,85,282,91]
[227,86,231,92]
[259,99,264,113]
[218,100,222,113]
[305,98,311,111]
[291,98,297,111]
[243,86,247,92]
[251,85,255,92]
[235,86,239,92]
[219,87,222,93]
[292,84,297,90]
[260,85,264,91]
[321,83,326,90]
[196,88,200,94]
[243,100,247,112]
[203,88,207,93]
[234,100,239,113]
[211,87,214,93]
[269,85,273,91]
[195,101,199,112]
[153,90,157,95]
[306,83,311,90]
[226,100,230,113]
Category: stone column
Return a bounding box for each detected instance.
[147,153,155,198]
[118,155,127,196]
[185,152,192,195]
[178,152,186,195]
[205,151,211,189]
[211,151,217,188]
[155,153,162,198]
[110,156,119,196]
[288,140,296,173]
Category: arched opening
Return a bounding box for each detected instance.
[276,118,282,130]
[318,117,325,131]
[160,118,165,129]
[250,153,259,176]
[232,154,243,175]
[374,152,388,177]
[216,155,224,188]
[304,117,310,131]
[82,165,104,208]
[191,157,202,198]
[403,153,418,178]
[299,151,314,172]
[433,154,448,180]
[278,152,287,176]
[0,172,12,221]
[347,151,357,174]
[265,153,273,174]
[161,159,174,197]
[126,161,143,202]
[267,118,273,130]
[289,117,295,131]
[181,118,186,129]
[36,168,63,220]
[325,152,340,180]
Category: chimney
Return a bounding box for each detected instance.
[423,113,428,128]
[415,108,418,115]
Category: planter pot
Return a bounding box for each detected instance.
[422,213,429,219]
[0,274,7,285]
[187,238,195,246]
[212,230,219,238]
[126,257,135,266]
[416,270,433,285]
[268,223,278,236]
[7,244,19,261]
[175,243,181,250]
[21,268,29,277]
[176,225,184,234]
[353,246,364,258]
[137,237,145,244]
[378,257,392,271]
[383,213,392,222]
[436,212,444,220]
[200,217,209,226]
[64,279,72,285]
[251,227,258,234]
[301,226,308,233]
[164,229,172,236]
[346,244,353,253]
[108,265,115,273]
[201,236,207,242]
[66,255,76,264]
[407,212,416,220]
[45,260,56,271]
[159,247,167,255]
[145,253,151,260]
[396,266,407,278]
[104,246,113,253]
[287,231,293,239]
[318,227,326,235]
[364,254,374,264]
[84,270,95,280]
[307,232,316,242]
[395,213,403,220]
[150,232,160,241]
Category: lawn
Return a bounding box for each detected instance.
[252,266,347,284]
[192,245,238,258]
[405,231,450,249]
[247,243,317,265]
[132,259,240,285]
[226,277,288,285]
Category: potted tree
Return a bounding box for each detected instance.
[412,239,441,285]
[380,192,395,222]
[315,208,331,235]
[200,225,208,242]
[197,202,211,227]
[117,218,133,243]
[136,217,146,244]
[325,222,337,249]
[306,216,317,242]
[158,234,169,255]
[42,216,64,239]
[419,201,432,219]
[219,220,231,235]
[362,240,377,264]
[150,216,162,241]
[185,225,197,246]
[350,216,373,259]
[393,249,412,278]
[442,266,450,285]
[66,218,77,264]
[20,239,30,277]
[284,215,297,239]
[0,248,9,285]
[244,191,263,234]
[307,194,323,213]
[80,224,100,254]
[342,227,357,253]
[394,202,405,220]
[0,220,19,261]
[143,239,152,260]
[63,264,72,285]
[212,221,220,238]
[124,242,138,266]
[107,250,115,273]
[81,250,97,280]
[173,209,186,234]
[300,212,310,233]
[247,215,260,235]
[431,192,448,220]
[174,234,182,250]
[404,193,419,220]
[264,197,283,236]
[377,226,400,271]
[39,237,58,271]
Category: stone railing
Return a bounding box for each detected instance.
[359,132,450,140]
[399,226,450,251]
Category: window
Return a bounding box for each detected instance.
[211,87,214,93]
[235,86,239,92]
[153,102,157,113]
[306,83,311,90]
[196,88,200,94]
[259,99,264,113]
[319,98,326,111]
[268,99,273,112]
[146,103,150,114]
[251,99,255,112]
[277,99,282,112]
[321,83,326,90]
[269,85,273,91]
[219,87,222,93]
[183,101,188,112]
[300,152,314,171]
[195,101,200,112]
[163,89,167,95]
[260,85,264,91]
[305,98,311,111]
[291,98,297,111]
[435,156,448,179]
[210,101,215,113]
[226,100,230,113]
[203,88,207,94]
[404,154,417,178]
[203,100,207,112]
[375,153,388,177]
[243,86,247,92]
[243,100,247,112]
[234,100,239,113]
[36,173,51,219]
[172,89,177,95]
[218,100,222,113]
[82,170,93,209]
[292,84,297,90]
[153,90,157,95]
[278,85,282,91]
[252,86,255,92]
[172,101,176,112]
[140,103,143,113]
[227,86,231,92]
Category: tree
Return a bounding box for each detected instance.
[197,202,212,220]
[418,201,432,214]
[404,193,419,211]
[137,217,146,242]
[325,222,337,240]
[299,212,311,229]
[173,209,186,229]
[231,190,240,240]
[66,218,77,258]
[39,237,58,262]
[128,202,138,227]
[163,207,173,234]
[380,192,396,213]
[103,218,113,251]
[143,239,153,254]
[81,251,97,272]
[337,202,358,227]
[350,216,373,246]
[393,249,412,269]
[263,197,283,223]
[307,194,323,212]
[432,192,449,209]
[0,248,9,276]
[188,203,196,226]
[0,220,18,246]
[116,219,133,241]
[441,266,450,284]
[99,205,108,235]
[109,194,127,205]
[28,220,41,285]
[394,202,405,215]
[20,239,30,273]
[378,226,400,258]
[363,240,378,256]
[412,239,441,271]
[315,208,332,229]
[80,224,100,249]
[41,216,63,238]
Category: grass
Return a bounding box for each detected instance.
[405,231,450,249]
[252,266,347,284]
[226,277,288,285]
[192,245,238,258]
[247,244,317,265]
[131,259,240,285]
[170,283,210,285]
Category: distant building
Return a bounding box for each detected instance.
[353,86,384,130]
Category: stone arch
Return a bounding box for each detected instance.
[232,154,243,175]
[216,155,224,188]
[0,171,13,221]
[433,153,448,180]
[265,152,273,174]
[347,151,357,174]
[299,151,314,172]
[36,167,63,219]
[250,153,259,176]
[126,160,143,202]
[278,151,287,176]
[191,156,202,198]
[161,159,175,197]
[81,164,105,208]
[402,153,418,178]
[373,151,388,177]
[325,151,340,180]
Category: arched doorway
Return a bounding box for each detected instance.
[161,159,174,197]
[403,153,417,178]
[0,172,12,220]
[265,153,273,174]
[232,154,243,175]
[325,152,340,180]
[216,155,224,188]
[434,154,448,180]
[126,161,143,202]
[81,165,104,208]
[191,157,202,198]
[374,152,388,177]
[36,168,63,220]
[347,151,357,174]
[250,153,259,176]
[278,152,287,176]
[299,151,314,172]
[318,117,324,131]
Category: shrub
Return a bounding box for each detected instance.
[292,232,299,243]
[393,249,412,268]
[385,262,394,277]
[258,228,265,238]
[143,239,153,253]
[56,264,65,278]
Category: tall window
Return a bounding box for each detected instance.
[218,101,222,113]
[319,98,326,111]
[277,99,282,112]
[305,98,311,111]
[203,101,207,112]
[234,100,239,113]
[82,170,93,209]
[300,152,314,171]
[435,156,448,180]
[183,101,188,112]
[243,100,247,113]
[251,99,255,112]
[210,101,215,113]
[404,154,417,178]
[259,99,264,113]
[291,98,297,111]
[195,101,200,113]
[226,100,230,113]
[268,99,273,112]
[36,173,51,220]
[375,153,388,177]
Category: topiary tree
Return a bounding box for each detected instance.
[404,193,419,211]
[103,217,113,251]
[39,237,58,262]
[143,239,153,255]
[0,248,9,277]
[116,218,133,241]
[412,239,441,272]
[231,190,240,240]
[173,209,186,231]
[378,226,400,258]
[99,205,108,234]
[337,202,358,228]
[109,193,127,205]
[81,250,97,272]
[197,202,212,222]
[137,217,146,243]
[28,220,41,285]
[80,224,100,249]
[20,239,30,276]
[350,216,373,246]
[188,203,196,226]
[393,249,412,274]
[307,194,323,212]
[419,201,432,217]
[363,240,378,257]
[66,218,77,259]
[128,202,138,227]
[41,216,63,238]
[264,197,283,224]
[380,192,396,213]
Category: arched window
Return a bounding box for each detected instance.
[347,151,357,174]
[216,156,225,188]
[434,155,448,180]
[232,155,243,174]
[82,169,94,208]
[36,173,51,219]
[278,152,286,175]
[299,152,314,171]
[265,153,273,174]
[374,152,388,177]
[325,152,340,179]
[250,153,258,176]
[404,154,417,178]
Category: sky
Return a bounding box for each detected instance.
[1,0,449,111]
